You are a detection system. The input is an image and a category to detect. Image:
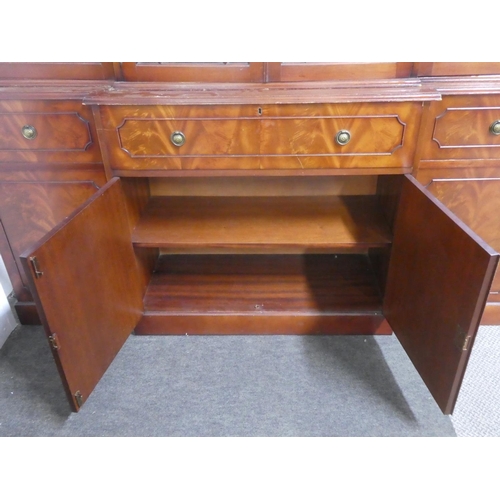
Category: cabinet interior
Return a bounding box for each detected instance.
[122,174,402,335]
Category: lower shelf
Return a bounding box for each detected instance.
[135,253,392,335]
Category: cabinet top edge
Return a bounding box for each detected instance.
[421,75,500,95]
[0,80,114,100]
[84,79,441,105]
[5,76,500,103]
[0,79,441,104]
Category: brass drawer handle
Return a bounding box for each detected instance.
[21,125,37,140]
[490,120,500,135]
[170,131,186,147]
[336,130,351,146]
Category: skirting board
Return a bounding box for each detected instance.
[0,255,16,349]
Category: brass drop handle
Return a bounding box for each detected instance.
[336,130,351,146]
[21,125,37,140]
[490,120,500,135]
[170,131,186,147]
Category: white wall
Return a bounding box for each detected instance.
[0,255,17,348]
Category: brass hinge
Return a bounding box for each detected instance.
[29,256,43,279]
[74,391,84,409]
[462,335,472,351]
[454,324,471,352]
[48,333,60,351]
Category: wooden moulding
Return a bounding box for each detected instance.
[131,195,393,251]
[135,254,391,335]
[84,79,440,106]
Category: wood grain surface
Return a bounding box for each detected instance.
[20,178,143,411]
[99,102,421,171]
[131,195,392,251]
[384,175,499,414]
[269,62,413,82]
[136,254,390,335]
[0,62,116,80]
[121,62,266,82]
[0,100,103,163]
[420,95,500,161]
[0,181,100,301]
[423,177,500,295]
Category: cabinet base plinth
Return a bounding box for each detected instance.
[134,313,392,336]
[14,302,41,325]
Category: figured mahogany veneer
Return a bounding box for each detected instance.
[98,101,422,172]
[2,64,500,416]
[20,179,143,411]
[0,100,103,163]
[0,181,101,302]
[420,95,500,161]
[0,112,92,152]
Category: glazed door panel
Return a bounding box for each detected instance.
[384,175,499,414]
[20,178,143,411]
[121,62,266,82]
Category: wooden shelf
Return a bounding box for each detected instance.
[131,195,392,251]
[135,254,390,335]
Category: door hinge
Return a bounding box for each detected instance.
[454,324,471,351]
[29,256,43,279]
[48,333,60,351]
[74,391,84,409]
[462,335,472,351]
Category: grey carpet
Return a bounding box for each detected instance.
[0,325,455,436]
[451,325,500,437]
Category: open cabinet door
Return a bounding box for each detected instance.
[383,175,499,414]
[20,178,143,411]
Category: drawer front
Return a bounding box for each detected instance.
[101,102,421,171]
[0,112,92,151]
[421,96,500,161]
[117,117,261,156]
[0,101,102,163]
[260,116,404,155]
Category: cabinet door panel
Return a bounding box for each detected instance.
[121,62,265,82]
[383,175,498,414]
[20,178,143,411]
[267,62,412,81]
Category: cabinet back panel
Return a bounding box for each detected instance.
[149,176,378,197]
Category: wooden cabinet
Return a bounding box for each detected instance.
[2,63,500,417]
[17,174,498,414]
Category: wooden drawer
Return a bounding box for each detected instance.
[100,102,422,172]
[116,116,261,156]
[420,96,500,161]
[0,101,102,163]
